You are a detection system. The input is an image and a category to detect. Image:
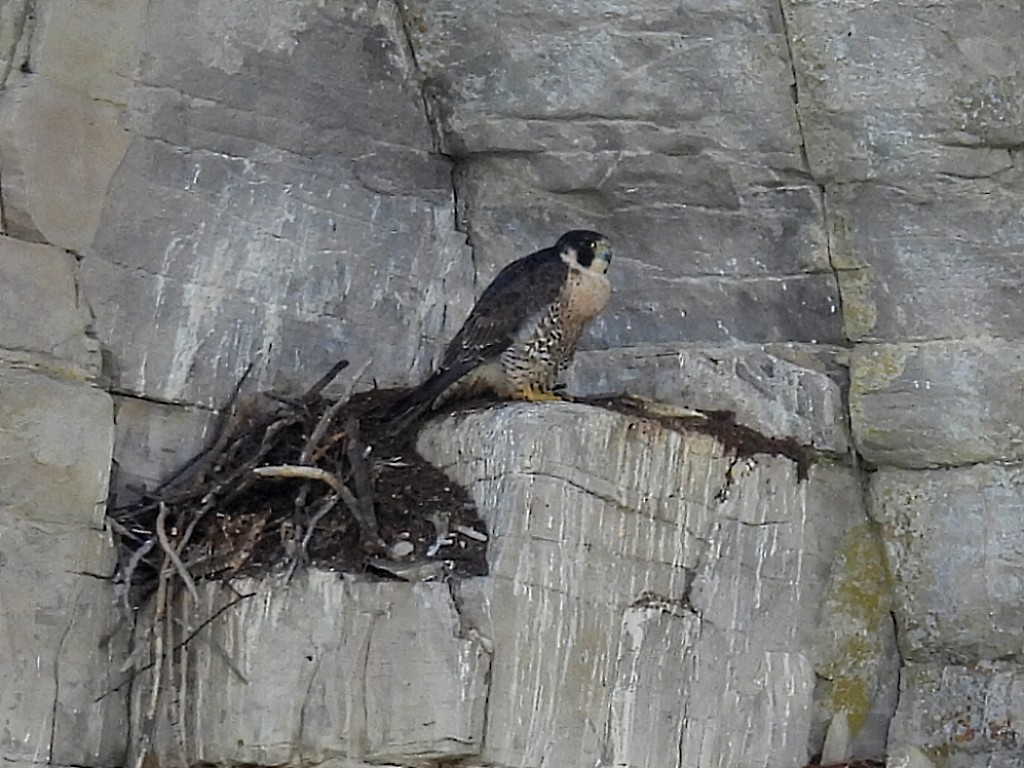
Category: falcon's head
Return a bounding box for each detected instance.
[556,230,613,275]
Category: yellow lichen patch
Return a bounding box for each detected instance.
[850,344,908,394]
[830,678,871,734]
[834,524,893,618]
[816,522,893,737]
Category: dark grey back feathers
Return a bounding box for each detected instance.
[441,248,568,369]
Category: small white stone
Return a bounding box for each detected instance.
[389,540,415,559]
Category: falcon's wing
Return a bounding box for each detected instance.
[384,247,568,429]
[442,248,568,368]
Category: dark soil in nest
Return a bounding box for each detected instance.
[107,364,487,612]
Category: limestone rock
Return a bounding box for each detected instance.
[0,236,101,378]
[568,342,850,454]
[0,0,31,83]
[79,0,474,407]
[363,584,490,762]
[109,396,218,504]
[589,265,843,349]
[403,0,843,354]
[850,340,1024,468]
[830,180,1024,342]
[887,746,940,768]
[401,0,804,161]
[785,0,1024,182]
[131,574,490,766]
[0,367,114,525]
[417,402,866,768]
[0,518,126,767]
[0,367,125,767]
[81,145,472,406]
[870,464,1024,663]
[457,153,830,274]
[0,0,146,250]
[889,662,1024,768]
[607,604,701,767]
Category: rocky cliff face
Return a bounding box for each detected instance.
[1,1,1021,767]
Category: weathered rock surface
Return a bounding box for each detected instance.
[0,0,146,250]
[402,0,804,161]
[889,662,1024,768]
[418,403,870,768]
[870,464,1024,663]
[0,367,125,767]
[811,522,899,762]
[829,179,1024,343]
[0,369,113,526]
[851,340,1024,468]
[78,0,474,407]
[785,5,1024,761]
[785,0,1024,183]
[0,236,101,378]
[132,575,490,767]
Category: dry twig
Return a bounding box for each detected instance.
[253,464,343,491]
[155,503,200,605]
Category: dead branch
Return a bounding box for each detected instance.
[344,416,382,552]
[299,494,339,558]
[301,398,348,465]
[95,591,257,704]
[171,617,248,685]
[166,588,187,766]
[154,362,256,494]
[132,546,170,768]
[253,464,342,492]
[302,358,350,401]
[155,504,200,605]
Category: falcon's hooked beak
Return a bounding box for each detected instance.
[590,238,613,274]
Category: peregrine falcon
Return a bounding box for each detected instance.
[389,229,613,425]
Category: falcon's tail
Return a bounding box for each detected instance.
[384,364,472,433]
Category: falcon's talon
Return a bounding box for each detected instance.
[387,230,614,426]
[515,388,563,403]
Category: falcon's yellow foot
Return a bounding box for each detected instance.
[513,386,564,403]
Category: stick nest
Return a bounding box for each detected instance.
[107,361,488,615]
